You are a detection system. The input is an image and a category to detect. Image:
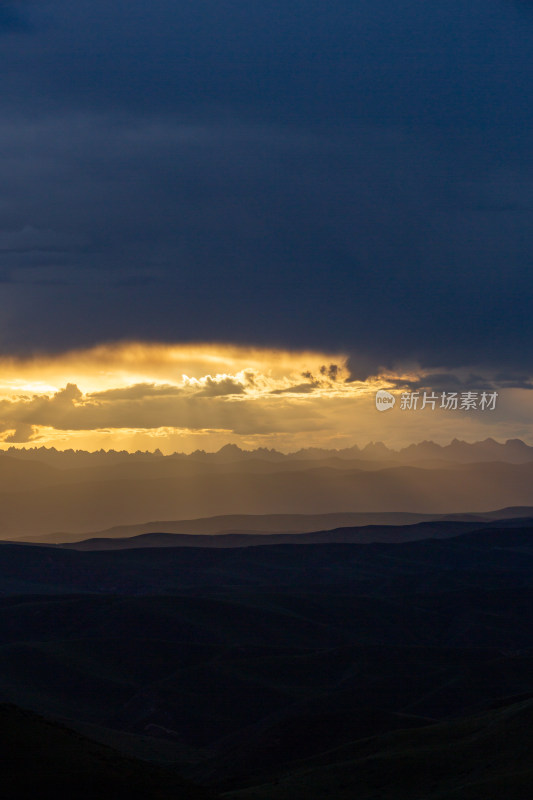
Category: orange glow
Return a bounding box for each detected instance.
[0,342,527,452]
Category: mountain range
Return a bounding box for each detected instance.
[4,436,533,465]
[2,439,533,541]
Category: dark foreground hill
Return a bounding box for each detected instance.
[1,524,533,594]
[0,703,213,800]
[225,696,533,799]
[1,524,533,796]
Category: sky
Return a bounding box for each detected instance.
[0,1,532,450]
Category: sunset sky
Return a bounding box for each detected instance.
[0,342,531,452]
[1,1,532,452]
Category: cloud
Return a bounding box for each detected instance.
[0,345,354,441]
[91,383,184,401]
[0,5,31,34]
[0,109,532,374]
[3,423,37,443]
[0,1,532,378]
[0,341,530,451]
[195,377,245,396]
[0,384,325,440]
[493,372,533,390]
[271,383,317,395]
[0,342,350,394]
[320,364,340,381]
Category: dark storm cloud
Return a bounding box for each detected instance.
[1,0,532,376]
[387,373,465,393]
[388,373,500,393]
[493,372,533,389]
[0,4,31,34]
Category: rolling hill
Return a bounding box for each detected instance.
[0,703,213,799]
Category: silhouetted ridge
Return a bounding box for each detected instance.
[0,703,212,799]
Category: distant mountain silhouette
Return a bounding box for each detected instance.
[3,436,533,465]
[18,511,489,545]
[2,452,533,540]
[59,516,533,551]
[32,506,530,547]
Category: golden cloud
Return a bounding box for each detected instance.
[0,342,528,452]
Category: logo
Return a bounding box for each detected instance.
[375,389,396,412]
